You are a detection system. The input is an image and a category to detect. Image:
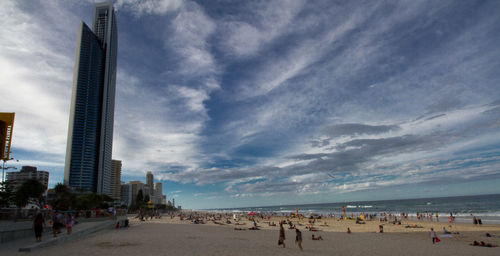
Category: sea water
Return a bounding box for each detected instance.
[209,194,500,224]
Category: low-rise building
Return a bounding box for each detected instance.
[6,166,49,192]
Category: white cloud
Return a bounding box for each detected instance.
[167,2,217,77]
[115,0,183,16]
[0,0,78,162]
[219,0,305,58]
[112,71,209,175]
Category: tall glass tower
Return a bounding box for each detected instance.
[64,2,117,196]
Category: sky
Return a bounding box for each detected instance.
[1,0,500,209]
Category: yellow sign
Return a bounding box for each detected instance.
[0,113,15,160]
[147,200,154,208]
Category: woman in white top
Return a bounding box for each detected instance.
[430,228,438,244]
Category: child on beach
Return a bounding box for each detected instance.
[295,229,303,251]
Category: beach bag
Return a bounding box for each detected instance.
[436,237,441,243]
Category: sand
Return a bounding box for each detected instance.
[16,215,500,256]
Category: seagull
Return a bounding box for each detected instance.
[327,173,337,180]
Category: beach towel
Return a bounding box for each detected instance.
[440,235,453,238]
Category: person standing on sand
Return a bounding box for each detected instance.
[295,229,303,251]
[33,213,45,242]
[430,228,438,244]
[279,222,286,248]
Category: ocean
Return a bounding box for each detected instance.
[208,194,500,224]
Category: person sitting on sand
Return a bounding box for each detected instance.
[234,227,245,231]
[442,227,451,234]
[312,234,323,240]
[269,221,276,226]
[378,225,384,233]
[470,241,498,247]
[405,224,423,228]
[248,220,259,230]
[308,226,318,232]
[347,227,351,234]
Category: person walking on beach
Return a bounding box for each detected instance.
[430,228,439,244]
[295,228,303,251]
[279,222,286,248]
[66,213,73,234]
[33,213,45,242]
[52,211,62,237]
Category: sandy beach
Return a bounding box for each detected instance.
[14,214,500,256]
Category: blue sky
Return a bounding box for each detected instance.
[1,0,500,209]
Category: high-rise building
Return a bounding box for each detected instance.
[129,181,144,204]
[146,171,154,197]
[120,182,132,207]
[6,166,49,192]
[64,2,118,196]
[111,159,121,199]
[154,182,162,204]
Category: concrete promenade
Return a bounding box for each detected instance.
[0,217,127,254]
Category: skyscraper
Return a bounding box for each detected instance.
[64,2,118,195]
[154,182,162,204]
[146,171,154,197]
[111,159,122,199]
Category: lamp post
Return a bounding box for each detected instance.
[1,158,17,191]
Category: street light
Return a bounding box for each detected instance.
[2,157,18,188]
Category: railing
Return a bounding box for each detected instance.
[0,208,127,221]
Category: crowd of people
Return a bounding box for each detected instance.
[29,207,125,242]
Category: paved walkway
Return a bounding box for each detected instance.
[0,220,33,232]
[0,219,122,253]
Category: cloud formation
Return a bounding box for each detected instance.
[2,0,500,208]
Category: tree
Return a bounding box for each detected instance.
[14,179,45,208]
[136,189,143,204]
[54,183,69,194]
[51,183,75,210]
[75,193,114,209]
[0,180,15,207]
[144,194,150,203]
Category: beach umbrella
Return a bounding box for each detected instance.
[248,211,257,216]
